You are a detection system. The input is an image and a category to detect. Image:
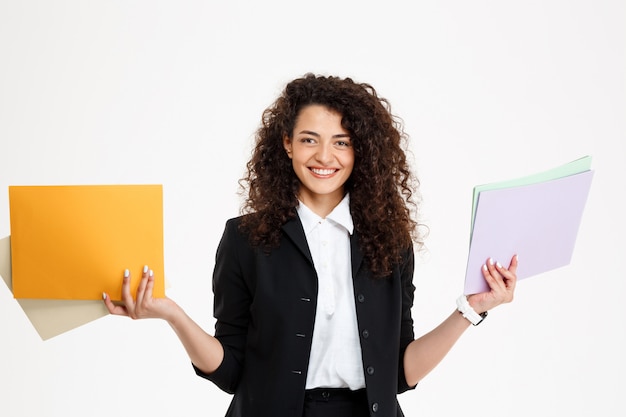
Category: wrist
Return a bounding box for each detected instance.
[163,300,185,326]
[466,296,484,314]
[456,295,488,326]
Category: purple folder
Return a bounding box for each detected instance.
[464,169,594,295]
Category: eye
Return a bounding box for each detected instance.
[299,137,316,144]
[335,139,351,147]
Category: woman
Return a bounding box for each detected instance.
[103,74,517,417]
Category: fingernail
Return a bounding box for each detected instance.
[482,264,488,271]
[489,258,494,266]
[149,269,154,277]
[143,265,148,273]
[496,261,502,268]
[124,269,129,278]
[102,292,107,300]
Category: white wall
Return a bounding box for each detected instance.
[1,1,624,416]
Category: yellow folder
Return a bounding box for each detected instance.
[9,185,165,301]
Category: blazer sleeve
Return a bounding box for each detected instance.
[397,245,417,393]
[193,217,252,394]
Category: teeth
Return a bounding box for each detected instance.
[311,168,336,175]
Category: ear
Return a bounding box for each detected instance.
[283,135,293,158]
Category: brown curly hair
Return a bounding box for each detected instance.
[239,73,421,278]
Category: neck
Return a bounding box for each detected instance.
[298,192,344,218]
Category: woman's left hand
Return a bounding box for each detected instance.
[467,255,518,313]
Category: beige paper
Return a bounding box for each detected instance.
[0,235,109,340]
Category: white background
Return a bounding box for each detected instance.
[1,1,624,416]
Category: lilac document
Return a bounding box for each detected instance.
[464,170,594,295]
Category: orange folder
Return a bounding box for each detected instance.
[9,185,165,301]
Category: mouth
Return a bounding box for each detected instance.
[309,167,339,177]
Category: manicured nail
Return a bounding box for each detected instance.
[149,269,154,277]
[496,261,502,268]
[124,269,129,278]
[489,258,494,266]
[102,292,107,300]
[143,265,148,273]
[482,264,488,271]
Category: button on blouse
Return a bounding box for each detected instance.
[297,194,366,390]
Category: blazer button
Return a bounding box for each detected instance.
[366,366,375,375]
[361,329,369,339]
[357,294,365,303]
[372,402,379,413]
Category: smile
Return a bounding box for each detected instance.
[310,168,338,176]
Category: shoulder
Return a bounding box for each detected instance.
[221,214,255,234]
[223,214,243,230]
[218,213,289,249]
[216,215,251,251]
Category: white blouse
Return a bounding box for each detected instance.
[297,195,366,390]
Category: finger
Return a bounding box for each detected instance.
[121,268,135,311]
[144,269,155,299]
[493,259,517,301]
[481,263,502,296]
[499,255,518,291]
[484,258,506,290]
[481,262,495,283]
[135,265,150,307]
[102,292,129,316]
[507,254,519,276]
[494,256,517,282]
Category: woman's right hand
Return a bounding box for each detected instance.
[103,265,179,322]
[103,265,224,375]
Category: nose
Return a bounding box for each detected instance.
[315,142,334,165]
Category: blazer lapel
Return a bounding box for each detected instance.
[282,215,364,278]
[350,232,364,279]
[281,215,314,266]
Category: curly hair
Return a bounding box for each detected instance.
[239,73,422,278]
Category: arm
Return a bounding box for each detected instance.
[403,255,518,387]
[103,266,224,375]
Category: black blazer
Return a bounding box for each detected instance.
[194,215,416,417]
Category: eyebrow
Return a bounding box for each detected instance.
[297,130,351,139]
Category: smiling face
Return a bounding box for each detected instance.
[283,104,354,217]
